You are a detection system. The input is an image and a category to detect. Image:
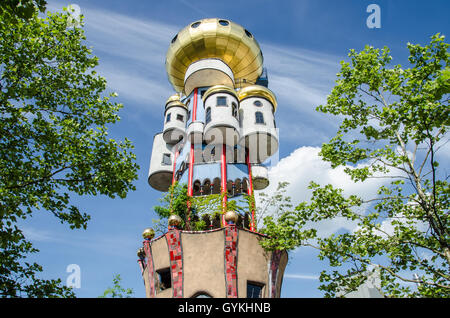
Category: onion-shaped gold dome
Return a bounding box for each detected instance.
[166,18,264,93]
[237,84,278,112]
[168,214,183,227]
[202,84,238,102]
[142,228,155,240]
[165,94,187,110]
[224,210,239,224]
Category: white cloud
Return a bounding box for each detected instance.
[284,273,320,280]
[256,146,393,236]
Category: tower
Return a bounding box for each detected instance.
[138,18,287,298]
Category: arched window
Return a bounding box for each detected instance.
[166,113,171,123]
[192,292,212,298]
[255,111,264,124]
[232,102,238,118]
[205,107,211,124]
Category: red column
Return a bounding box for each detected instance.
[186,88,198,227]
[221,143,228,226]
[246,151,255,232]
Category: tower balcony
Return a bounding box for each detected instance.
[186,120,204,144]
[251,164,269,190]
[163,95,188,144]
[148,133,174,192]
[203,85,241,147]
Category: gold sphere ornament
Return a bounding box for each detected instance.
[137,247,146,258]
[168,214,183,228]
[142,228,155,240]
[224,210,239,224]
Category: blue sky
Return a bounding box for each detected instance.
[19,0,449,298]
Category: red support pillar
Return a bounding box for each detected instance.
[186,88,198,228]
[246,151,255,232]
[221,143,228,226]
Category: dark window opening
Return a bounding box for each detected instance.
[253,100,262,107]
[171,34,178,43]
[255,111,265,124]
[192,292,212,298]
[218,20,229,26]
[156,268,171,292]
[244,29,253,38]
[217,96,227,106]
[162,153,171,166]
[177,114,184,122]
[205,107,211,124]
[247,282,264,298]
[165,113,171,123]
[232,102,238,118]
[191,21,201,28]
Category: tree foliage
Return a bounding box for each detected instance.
[152,182,247,233]
[0,0,47,20]
[0,7,139,297]
[98,274,134,298]
[261,34,449,297]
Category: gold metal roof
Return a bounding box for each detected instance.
[165,94,181,105]
[237,85,278,112]
[202,84,238,101]
[166,18,264,93]
[165,94,187,110]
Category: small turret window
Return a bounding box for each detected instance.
[177,114,184,122]
[253,100,262,107]
[166,113,171,123]
[162,153,171,165]
[217,96,227,106]
[205,107,211,124]
[255,111,265,124]
[191,21,201,28]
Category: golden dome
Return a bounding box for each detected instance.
[237,85,278,112]
[142,228,155,240]
[165,94,187,109]
[202,84,238,102]
[165,94,180,105]
[166,18,264,93]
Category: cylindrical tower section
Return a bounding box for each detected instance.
[163,95,188,144]
[203,85,240,147]
[148,133,174,191]
[238,85,278,163]
[251,164,269,190]
[184,59,235,96]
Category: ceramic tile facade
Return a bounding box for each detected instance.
[166,229,183,298]
[224,225,238,298]
[143,240,156,297]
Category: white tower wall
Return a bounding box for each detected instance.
[239,96,278,163]
[163,105,188,144]
[203,89,240,147]
[148,133,174,191]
